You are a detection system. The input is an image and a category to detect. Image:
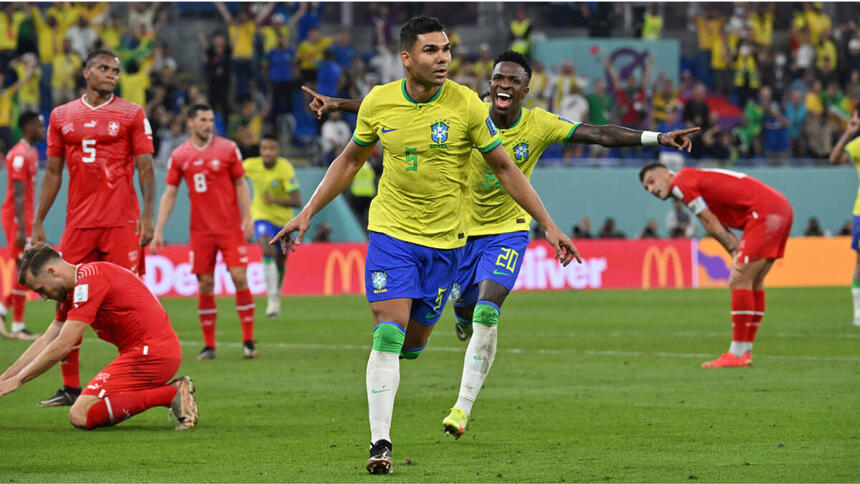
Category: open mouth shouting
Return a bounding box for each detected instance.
[494,91,513,109]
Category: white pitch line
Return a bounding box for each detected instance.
[172,339,860,363]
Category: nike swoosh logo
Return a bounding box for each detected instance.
[371,388,391,394]
[425,312,440,320]
[473,356,488,361]
[381,127,397,133]
[492,269,511,276]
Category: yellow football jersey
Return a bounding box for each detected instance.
[353,78,502,248]
[844,136,860,216]
[243,156,300,226]
[466,105,581,236]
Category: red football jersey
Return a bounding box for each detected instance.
[166,135,245,235]
[1,139,39,231]
[46,95,154,229]
[56,262,178,354]
[670,168,789,230]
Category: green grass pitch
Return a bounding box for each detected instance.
[0,287,858,482]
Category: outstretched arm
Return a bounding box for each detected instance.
[698,209,740,255]
[0,320,86,398]
[572,124,700,152]
[302,85,362,119]
[271,140,375,251]
[32,156,65,243]
[830,112,859,164]
[482,146,581,266]
[0,320,64,381]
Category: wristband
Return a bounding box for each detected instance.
[641,131,660,146]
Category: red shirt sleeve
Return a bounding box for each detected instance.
[671,170,708,214]
[228,143,245,180]
[46,110,65,158]
[130,108,155,156]
[164,153,183,186]
[7,148,28,182]
[64,276,109,324]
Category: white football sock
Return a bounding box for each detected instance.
[366,350,400,444]
[852,288,860,324]
[729,341,753,356]
[11,322,25,333]
[454,323,498,418]
[263,260,279,298]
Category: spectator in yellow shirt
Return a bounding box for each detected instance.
[119,58,152,108]
[750,4,773,47]
[217,2,268,103]
[51,39,81,106]
[296,27,332,84]
[816,28,838,71]
[805,80,824,115]
[10,54,40,113]
[0,4,26,67]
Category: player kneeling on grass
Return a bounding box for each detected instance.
[639,163,793,368]
[0,243,198,430]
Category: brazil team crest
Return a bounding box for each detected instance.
[513,142,529,163]
[371,271,388,292]
[450,283,462,302]
[430,120,449,148]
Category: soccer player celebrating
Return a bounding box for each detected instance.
[829,111,860,327]
[0,112,44,340]
[151,104,256,359]
[31,50,156,407]
[242,134,301,319]
[272,17,579,474]
[303,50,699,439]
[639,163,793,368]
[0,243,198,430]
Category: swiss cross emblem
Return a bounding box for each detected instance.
[108,121,120,136]
[210,159,221,171]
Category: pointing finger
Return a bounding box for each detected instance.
[301,85,321,99]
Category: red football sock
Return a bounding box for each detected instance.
[10,282,27,322]
[749,290,765,342]
[61,339,82,389]
[236,288,255,343]
[85,386,178,429]
[731,289,756,342]
[198,294,217,348]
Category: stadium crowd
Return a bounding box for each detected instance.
[0,2,859,168]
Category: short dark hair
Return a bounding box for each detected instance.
[17,111,41,130]
[85,49,119,68]
[638,162,668,182]
[400,16,446,51]
[261,133,279,143]
[18,242,62,285]
[188,103,213,120]
[493,50,532,81]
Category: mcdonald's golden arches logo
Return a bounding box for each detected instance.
[641,246,684,289]
[323,249,365,295]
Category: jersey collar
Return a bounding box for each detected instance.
[191,135,214,151]
[489,104,523,131]
[81,94,115,110]
[401,78,444,106]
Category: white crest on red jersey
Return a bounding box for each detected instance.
[62,123,74,134]
[108,121,120,136]
[210,159,221,171]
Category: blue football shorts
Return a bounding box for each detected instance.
[364,231,462,326]
[451,231,529,308]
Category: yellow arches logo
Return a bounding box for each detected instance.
[641,246,684,289]
[323,250,365,295]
